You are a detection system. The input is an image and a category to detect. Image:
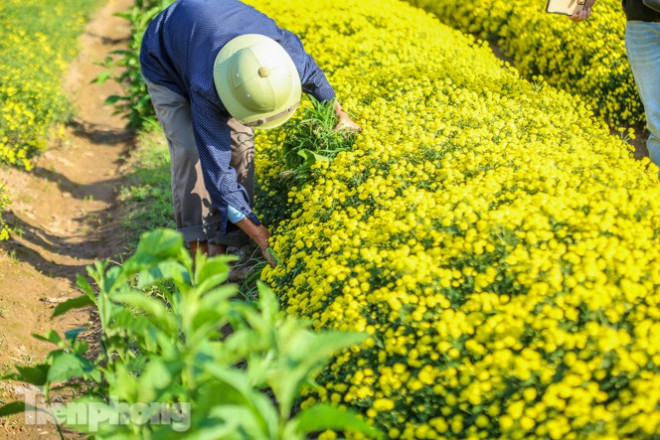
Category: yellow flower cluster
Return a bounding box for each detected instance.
[406,0,642,128]
[0,185,10,241]
[0,0,98,170]
[248,0,660,438]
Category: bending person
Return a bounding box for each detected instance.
[139,0,359,265]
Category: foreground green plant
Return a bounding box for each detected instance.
[0,229,381,439]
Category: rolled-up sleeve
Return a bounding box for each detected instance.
[273,28,336,103]
[189,90,260,232]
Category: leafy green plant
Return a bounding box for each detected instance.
[280,98,358,185]
[0,229,382,439]
[256,98,359,226]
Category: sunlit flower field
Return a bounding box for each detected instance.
[249,0,660,438]
[0,186,9,241]
[406,0,642,128]
[0,0,98,170]
[0,0,99,238]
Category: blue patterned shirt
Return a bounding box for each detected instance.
[139,0,336,231]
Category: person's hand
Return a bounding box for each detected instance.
[262,247,279,268]
[234,217,277,268]
[570,0,596,21]
[334,102,361,132]
[252,225,278,268]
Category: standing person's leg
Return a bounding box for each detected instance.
[626,21,660,169]
[211,118,256,248]
[143,78,223,249]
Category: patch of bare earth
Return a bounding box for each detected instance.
[0,0,134,437]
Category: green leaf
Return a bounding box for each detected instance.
[73,340,90,356]
[32,330,63,346]
[120,229,187,276]
[137,261,189,288]
[206,405,270,440]
[104,95,125,105]
[64,327,86,344]
[137,359,181,402]
[75,273,97,297]
[0,401,44,417]
[47,353,96,383]
[52,294,95,318]
[0,402,26,417]
[55,396,127,434]
[112,292,177,335]
[192,286,236,332]
[198,285,236,311]
[256,283,280,324]
[94,71,111,84]
[216,328,271,368]
[288,403,383,439]
[181,423,252,440]
[195,255,235,293]
[136,229,184,260]
[270,330,369,418]
[202,365,278,438]
[6,364,50,386]
[298,148,330,166]
[231,303,272,336]
[104,364,137,403]
[109,49,133,56]
[290,331,368,364]
[112,308,158,343]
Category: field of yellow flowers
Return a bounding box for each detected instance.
[250,0,660,438]
[0,0,99,238]
[0,0,101,169]
[0,185,9,241]
[406,0,642,128]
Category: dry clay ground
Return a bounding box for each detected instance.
[0,0,134,437]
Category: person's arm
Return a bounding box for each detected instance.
[570,0,597,21]
[273,29,335,100]
[274,28,361,131]
[234,217,277,267]
[226,205,276,266]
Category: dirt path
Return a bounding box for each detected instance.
[0,0,133,437]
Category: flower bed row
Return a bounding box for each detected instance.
[0,186,9,241]
[0,0,99,170]
[250,0,660,438]
[405,0,642,128]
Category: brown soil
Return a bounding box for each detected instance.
[0,0,134,437]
